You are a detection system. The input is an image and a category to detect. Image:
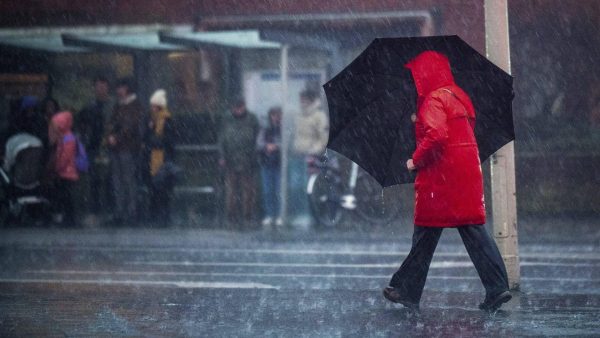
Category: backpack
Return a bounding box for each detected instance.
[63,134,89,173]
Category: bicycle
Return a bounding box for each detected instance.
[306,154,400,228]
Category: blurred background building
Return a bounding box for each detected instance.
[0,0,598,220]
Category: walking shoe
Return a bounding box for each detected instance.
[382,287,420,311]
[479,291,512,312]
[274,217,283,227]
[261,217,273,227]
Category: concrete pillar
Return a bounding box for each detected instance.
[484,0,520,290]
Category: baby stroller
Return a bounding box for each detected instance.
[0,132,50,225]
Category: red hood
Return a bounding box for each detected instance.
[405,51,455,97]
[51,111,73,135]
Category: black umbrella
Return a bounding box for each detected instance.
[323,35,514,187]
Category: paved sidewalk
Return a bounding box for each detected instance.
[0,226,599,336]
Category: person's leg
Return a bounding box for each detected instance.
[150,183,169,225]
[388,226,443,304]
[273,166,281,218]
[88,152,100,214]
[162,184,172,224]
[287,156,302,218]
[288,155,310,221]
[300,156,310,216]
[241,171,257,222]
[62,179,76,226]
[109,151,125,220]
[149,183,159,219]
[51,179,66,223]
[120,152,137,223]
[102,161,115,211]
[265,166,278,218]
[457,225,510,299]
[260,167,274,218]
[224,170,238,223]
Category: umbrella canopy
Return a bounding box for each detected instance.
[323,35,514,187]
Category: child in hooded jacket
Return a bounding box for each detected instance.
[49,111,79,226]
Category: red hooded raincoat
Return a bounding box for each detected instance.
[51,111,79,181]
[406,51,486,227]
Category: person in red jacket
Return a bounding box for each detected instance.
[49,111,79,226]
[383,51,511,312]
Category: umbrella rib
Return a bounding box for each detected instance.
[326,35,514,184]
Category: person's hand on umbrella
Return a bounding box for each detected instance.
[406,159,416,171]
[266,143,278,154]
[323,36,514,187]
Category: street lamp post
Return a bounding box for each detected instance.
[484,0,521,290]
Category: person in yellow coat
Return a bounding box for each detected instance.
[144,89,176,225]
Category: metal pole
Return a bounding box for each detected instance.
[484,0,520,290]
[279,44,290,224]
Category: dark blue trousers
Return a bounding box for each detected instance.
[389,224,510,304]
[260,165,281,218]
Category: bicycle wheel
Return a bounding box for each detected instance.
[307,170,344,228]
[354,173,400,225]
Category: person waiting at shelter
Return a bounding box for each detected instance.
[143,89,176,226]
[218,97,260,228]
[106,78,143,225]
[76,75,115,225]
[256,106,283,227]
[290,88,329,226]
[47,111,79,227]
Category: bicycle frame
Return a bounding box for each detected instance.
[307,156,399,227]
[306,157,360,211]
[340,162,359,210]
[348,162,359,191]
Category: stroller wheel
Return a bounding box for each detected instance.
[19,202,50,227]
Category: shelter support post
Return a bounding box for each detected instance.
[219,48,231,105]
[133,52,151,107]
[279,44,290,224]
[484,0,520,290]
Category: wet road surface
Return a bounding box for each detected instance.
[1,225,599,336]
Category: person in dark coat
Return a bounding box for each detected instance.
[106,78,143,225]
[256,107,282,227]
[218,97,260,227]
[76,76,114,222]
[144,89,176,225]
[383,51,511,312]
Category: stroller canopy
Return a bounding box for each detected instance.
[3,132,43,172]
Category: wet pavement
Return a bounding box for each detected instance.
[1,223,599,337]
